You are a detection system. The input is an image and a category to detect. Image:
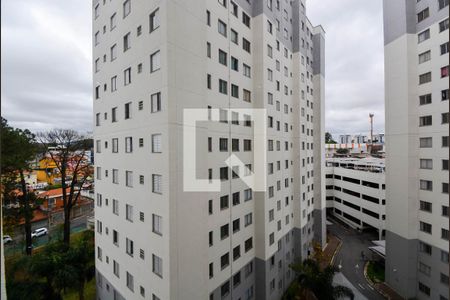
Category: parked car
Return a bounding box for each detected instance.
[31,228,48,238]
[3,235,13,244]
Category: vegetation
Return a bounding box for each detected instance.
[325,132,337,144]
[37,129,92,246]
[6,230,95,300]
[1,117,39,255]
[284,259,354,300]
[336,148,350,155]
[367,261,385,283]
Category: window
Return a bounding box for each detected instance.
[443,182,449,194]
[231,29,238,44]
[232,139,239,152]
[443,159,449,170]
[124,67,131,85]
[233,245,240,260]
[419,72,431,84]
[149,8,160,32]
[232,219,240,233]
[442,228,449,240]
[418,50,430,63]
[152,214,162,235]
[439,18,449,32]
[126,171,133,187]
[244,139,251,151]
[219,138,228,151]
[152,254,163,277]
[244,188,252,201]
[152,134,162,153]
[243,64,251,77]
[111,108,118,123]
[244,237,253,252]
[443,89,449,101]
[113,230,119,245]
[231,1,238,16]
[125,136,133,152]
[112,169,119,184]
[112,138,118,153]
[418,262,431,275]
[231,56,239,71]
[442,250,450,263]
[110,13,117,30]
[218,20,227,37]
[219,49,227,66]
[441,273,449,285]
[220,224,229,239]
[267,69,273,81]
[267,44,273,57]
[243,38,251,53]
[420,180,432,191]
[150,51,161,72]
[94,4,100,19]
[111,76,117,92]
[243,89,251,102]
[419,221,432,234]
[123,32,131,51]
[207,74,211,89]
[206,10,210,26]
[419,242,432,255]
[95,58,100,73]
[219,79,228,94]
[439,0,449,9]
[419,201,432,212]
[442,113,449,124]
[441,42,449,55]
[123,0,131,18]
[221,281,230,297]
[151,92,161,113]
[417,8,429,23]
[152,174,162,193]
[420,159,433,169]
[419,94,431,105]
[441,66,449,78]
[113,260,120,277]
[443,136,449,147]
[419,137,432,148]
[126,238,134,257]
[231,84,239,98]
[218,0,227,7]
[126,204,133,221]
[418,29,430,43]
[242,12,250,27]
[419,115,432,126]
[220,195,229,210]
[220,167,229,181]
[206,42,211,58]
[244,213,252,226]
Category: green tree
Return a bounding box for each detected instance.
[38,129,92,246]
[336,148,350,155]
[325,132,337,144]
[288,259,354,300]
[1,117,38,255]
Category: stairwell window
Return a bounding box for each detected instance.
[149,8,160,32]
[150,50,160,72]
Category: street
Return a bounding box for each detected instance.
[4,215,89,255]
[328,219,385,300]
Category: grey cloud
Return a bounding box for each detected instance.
[308,0,385,137]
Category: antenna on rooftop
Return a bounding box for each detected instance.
[369,113,374,154]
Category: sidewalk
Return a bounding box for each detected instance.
[373,283,404,300]
[321,233,341,269]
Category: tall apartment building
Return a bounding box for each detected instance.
[383,0,449,299]
[325,157,386,239]
[92,0,325,299]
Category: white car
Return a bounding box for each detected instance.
[3,235,12,244]
[31,228,48,238]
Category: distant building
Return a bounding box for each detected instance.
[325,157,385,239]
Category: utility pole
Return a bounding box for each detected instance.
[369,113,374,154]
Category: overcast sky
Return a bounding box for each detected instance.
[1,0,385,138]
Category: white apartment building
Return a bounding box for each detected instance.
[92,0,325,300]
[325,157,386,240]
[383,0,449,299]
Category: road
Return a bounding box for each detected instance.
[328,219,385,300]
[4,216,88,255]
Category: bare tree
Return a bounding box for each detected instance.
[38,129,92,247]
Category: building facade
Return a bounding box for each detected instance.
[325,157,386,240]
[92,0,325,299]
[383,0,449,299]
